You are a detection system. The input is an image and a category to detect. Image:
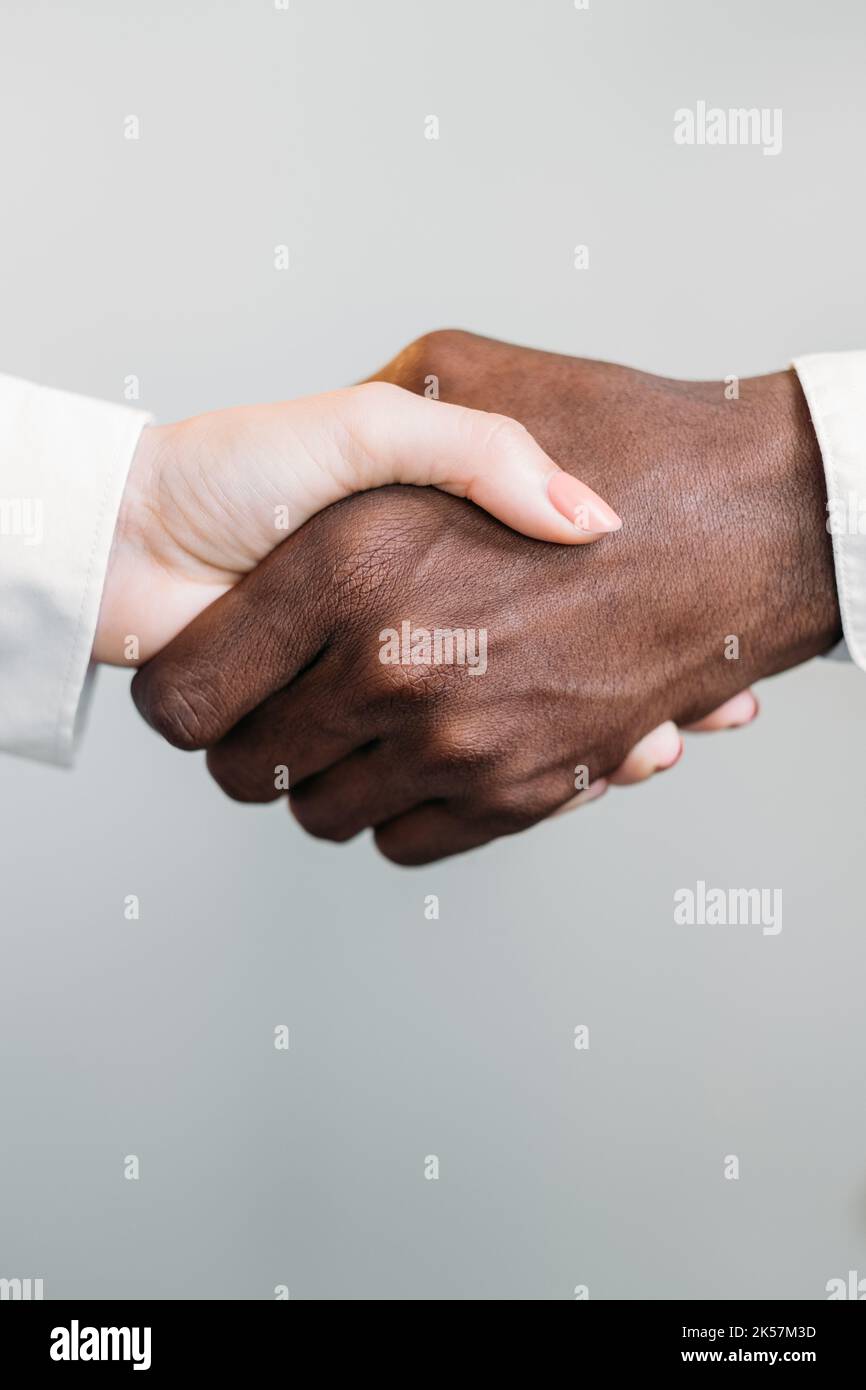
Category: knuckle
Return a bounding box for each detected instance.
[368,650,452,711]
[480,412,531,460]
[205,747,278,804]
[483,788,551,835]
[413,327,469,351]
[488,807,533,835]
[373,825,429,867]
[352,379,403,412]
[407,328,472,370]
[132,667,220,751]
[289,790,356,843]
[421,719,494,774]
[374,329,474,393]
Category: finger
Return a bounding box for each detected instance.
[131,537,333,750]
[608,721,683,787]
[684,689,759,732]
[205,714,364,805]
[329,382,622,545]
[605,694,758,791]
[374,801,491,867]
[548,778,610,817]
[288,741,429,843]
[204,637,378,794]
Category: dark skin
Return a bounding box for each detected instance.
[131,331,842,864]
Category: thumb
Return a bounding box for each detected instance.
[333,382,622,544]
[113,382,621,667]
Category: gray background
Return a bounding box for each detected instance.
[1,0,864,1300]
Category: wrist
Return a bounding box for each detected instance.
[92,423,170,665]
[613,366,843,734]
[738,369,841,675]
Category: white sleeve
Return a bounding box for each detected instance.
[793,351,866,673]
[0,374,151,766]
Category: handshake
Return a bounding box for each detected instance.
[107,331,840,864]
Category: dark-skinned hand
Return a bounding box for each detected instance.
[131,332,841,864]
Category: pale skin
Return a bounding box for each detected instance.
[97,381,758,797]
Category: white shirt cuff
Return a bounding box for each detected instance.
[793,351,866,673]
[0,374,151,765]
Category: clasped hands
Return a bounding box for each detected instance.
[102,331,840,864]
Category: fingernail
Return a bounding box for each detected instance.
[658,736,684,771]
[652,722,683,771]
[725,691,759,727]
[547,472,622,533]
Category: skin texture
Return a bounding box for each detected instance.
[132,331,842,865]
[95,381,621,664]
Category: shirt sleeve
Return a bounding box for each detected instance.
[0,373,152,766]
[793,351,866,673]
